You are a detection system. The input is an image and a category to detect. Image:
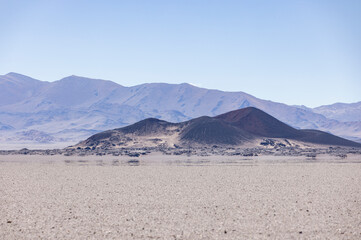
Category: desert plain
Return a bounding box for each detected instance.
[0,153,361,239]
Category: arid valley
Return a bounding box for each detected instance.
[1,103,361,239]
[2,1,361,238]
[1,153,361,239]
[1,99,361,240]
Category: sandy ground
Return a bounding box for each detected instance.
[0,154,361,239]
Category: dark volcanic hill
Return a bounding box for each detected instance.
[216,108,360,147]
[76,107,361,149]
[215,107,300,138]
[179,116,254,145]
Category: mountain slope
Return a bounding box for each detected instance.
[313,102,361,122]
[0,73,360,147]
[1,75,122,112]
[0,72,49,106]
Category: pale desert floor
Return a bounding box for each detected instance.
[0,154,361,239]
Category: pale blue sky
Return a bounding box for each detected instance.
[0,0,360,107]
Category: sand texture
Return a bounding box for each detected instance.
[1,154,361,239]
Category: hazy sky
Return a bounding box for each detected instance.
[1,0,360,107]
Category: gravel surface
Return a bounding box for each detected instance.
[1,155,361,239]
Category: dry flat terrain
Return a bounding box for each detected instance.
[0,154,361,239]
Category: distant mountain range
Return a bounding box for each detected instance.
[313,102,361,122]
[0,72,360,148]
[77,107,361,149]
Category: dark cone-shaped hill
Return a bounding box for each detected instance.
[216,107,360,147]
[76,107,361,148]
[179,116,253,145]
[215,107,300,138]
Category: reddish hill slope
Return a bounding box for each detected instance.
[216,107,360,147]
